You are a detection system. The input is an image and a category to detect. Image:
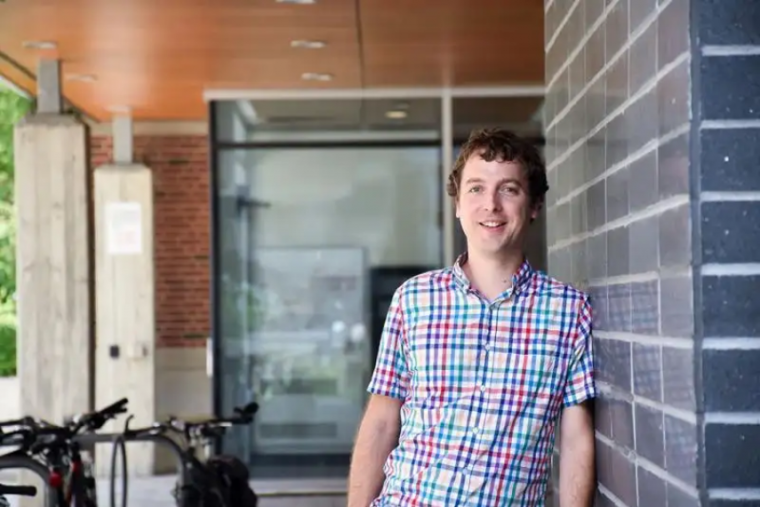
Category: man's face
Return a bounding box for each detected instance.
[455,153,538,258]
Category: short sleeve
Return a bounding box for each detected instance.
[563,295,598,407]
[367,287,410,400]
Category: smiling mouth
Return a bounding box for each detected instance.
[479,221,506,229]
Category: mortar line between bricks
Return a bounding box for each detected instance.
[546,0,678,131]
[595,432,700,496]
[547,194,689,253]
[596,381,698,424]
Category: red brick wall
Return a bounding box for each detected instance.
[90,134,210,348]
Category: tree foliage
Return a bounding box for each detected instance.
[0,84,31,376]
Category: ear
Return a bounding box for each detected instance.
[454,197,461,218]
[529,200,543,223]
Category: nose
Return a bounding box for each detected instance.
[483,190,502,212]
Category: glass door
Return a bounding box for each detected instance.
[213,145,442,478]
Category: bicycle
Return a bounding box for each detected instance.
[110,401,259,507]
[0,482,37,507]
[0,398,129,507]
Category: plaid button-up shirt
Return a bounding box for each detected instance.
[367,256,596,506]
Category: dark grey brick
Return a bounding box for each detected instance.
[607,226,630,277]
[697,0,760,45]
[705,423,760,488]
[587,180,606,230]
[629,20,658,95]
[657,0,690,69]
[630,0,657,35]
[657,59,690,136]
[595,337,632,391]
[663,346,696,411]
[609,395,635,450]
[626,88,659,155]
[635,403,665,467]
[607,283,632,332]
[638,466,667,507]
[704,349,760,412]
[587,232,608,280]
[659,203,692,268]
[701,128,760,191]
[628,150,658,212]
[631,280,658,334]
[658,132,690,198]
[629,216,658,274]
[701,55,760,121]
[586,0,606,31]
[605,0,629,64]
[606,168,629,222]
[633,343,662,402]
[597,439,637,507]
[703,275,760,337]
[606,55,629,115]
[660,275,694,338]
[664,416,698,486]
[702,201,760,263]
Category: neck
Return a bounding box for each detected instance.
[463,247,526,300]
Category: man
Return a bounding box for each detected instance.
[347,128,596,507]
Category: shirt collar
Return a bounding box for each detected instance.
[451,252,535,297]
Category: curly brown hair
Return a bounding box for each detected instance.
[446,128,549,207]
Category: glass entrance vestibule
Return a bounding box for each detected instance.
[206,93,545,478]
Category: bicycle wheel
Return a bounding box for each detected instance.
[0,453,56,507]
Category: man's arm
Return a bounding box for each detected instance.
[348,286,410,507]
[347,395,402,507]
[559,295,598,507]
[558,401,595,507]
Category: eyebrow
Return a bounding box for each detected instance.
[464,177,524,186]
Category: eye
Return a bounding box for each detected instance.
[468,185,483,193]
[500,185,520,195]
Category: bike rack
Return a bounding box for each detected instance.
[73,432,190,486]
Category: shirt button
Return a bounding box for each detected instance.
[472,428,479,435]
[484,344,491,351]
[479,384,486,392]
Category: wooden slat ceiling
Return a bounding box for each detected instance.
[0,0,544,122]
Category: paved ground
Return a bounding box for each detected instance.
[1,472,347,507]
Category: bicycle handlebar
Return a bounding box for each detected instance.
[122,400,258,440]
[0,398,130,452]
[0,484,37,497]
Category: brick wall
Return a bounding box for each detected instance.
[694,0,760,502]
[544,0,698,505]
[90,133,210,348]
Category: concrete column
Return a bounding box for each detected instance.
[441,90,455,266]
[14,59,93,425]
[14,59,92,506]
[93,113,157,476]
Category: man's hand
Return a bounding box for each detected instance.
[347,395,402,507]
[558,401,595,507]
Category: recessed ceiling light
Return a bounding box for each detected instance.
[22,40,57,50]
[65,74,97,82]
[301,72,332,82]
[291,40,327,49]
[385,110,408,120]
[107,105,132,114]
[276,0,316,4]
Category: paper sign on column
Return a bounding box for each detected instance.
[105,202,142,255]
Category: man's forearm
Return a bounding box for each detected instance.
[558,430,595,507]
[347,416,399,507]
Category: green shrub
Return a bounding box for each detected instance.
[0,84,31,377]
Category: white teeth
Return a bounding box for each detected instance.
[481,221,505,228]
